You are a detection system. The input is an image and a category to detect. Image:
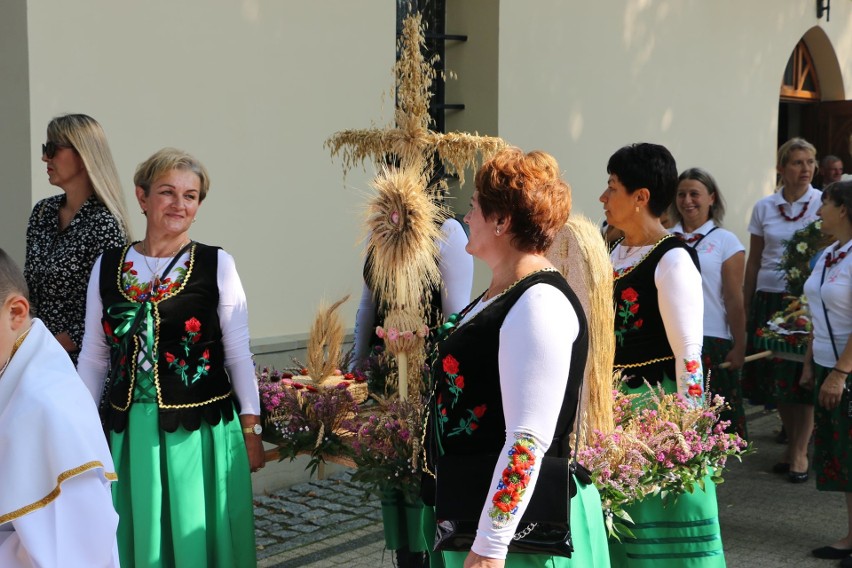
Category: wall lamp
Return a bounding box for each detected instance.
[817,0,831,21]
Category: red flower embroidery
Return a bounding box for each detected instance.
[688,384,703,397]
[122,261,134,272]
[492,488,520,513]
[629,303,640,314]
[621,288,639,303]
[455,375,465,389]
[202,349,210,359]
[511,445,536,469]
[185,317,202,334]
[443,355,460,375]
[165,352,176,363]
[472,404,487,418]
[685,359,700,373]
[635,319,643,328]
[178,359,187,367]
[469,422,479,431]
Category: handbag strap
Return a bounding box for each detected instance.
[819,256,841,361]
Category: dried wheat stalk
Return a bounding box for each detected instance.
[306,295,350,384]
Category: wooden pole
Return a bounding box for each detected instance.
[717,350,774,369]
[398,352,409,400]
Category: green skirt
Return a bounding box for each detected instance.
[608,480,724,567]
[813,364,852,492]
[743,291,808,405]
[441,476,611,568]
[111,401,257,568]
[615,376,725,567]
[702,336,747,439]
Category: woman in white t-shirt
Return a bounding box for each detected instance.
[744,137,822,482]
[800,182,852,562]
[671,168,747,437]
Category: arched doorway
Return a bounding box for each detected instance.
[778,27,849,186]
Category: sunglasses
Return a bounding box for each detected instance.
[41,141,72,159]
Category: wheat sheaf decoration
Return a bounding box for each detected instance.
[324,11,507,186]
[546,214,616,440]
[365,166,443,312]
[305,295,350,385]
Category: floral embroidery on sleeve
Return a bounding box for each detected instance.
[488,434,539,529]
[682,357,704,407]
[614,287,643,346]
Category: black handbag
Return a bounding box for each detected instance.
[433,452,591,556]
[432,361,589,558]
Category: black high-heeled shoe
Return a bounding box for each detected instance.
[788,470,809,483]
[812,545,852,559]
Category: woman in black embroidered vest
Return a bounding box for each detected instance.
[25,114,131,365]
[428,148,609,567]
[77,148,263,567]
[601,143,724,567]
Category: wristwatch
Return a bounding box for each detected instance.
[242,424,263,435]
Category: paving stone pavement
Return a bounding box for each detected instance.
[256,406,846,567]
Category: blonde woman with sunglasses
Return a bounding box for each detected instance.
[24,114,131,364]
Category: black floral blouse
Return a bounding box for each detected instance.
[24,194,127,362]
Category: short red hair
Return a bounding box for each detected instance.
[475,147,572,253]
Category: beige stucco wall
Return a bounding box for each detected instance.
[9,1,852,343]
[16,0,395,341]
[491,1,852,249]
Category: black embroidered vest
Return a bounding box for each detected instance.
[612,235,699,388]
[429,270,588,460]
[99,243,235,433]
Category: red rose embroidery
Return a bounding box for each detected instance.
[469,422,479,431]
[621,288,639,303]
[688,384,703,397]
[165,352,176,363]
[443,355,460,375]
[455,375,465,389]
[185,317,202,334]
[685,359,700,373]
[629,303,640,314]
[472,404,487,418]
[635,319,643,328]
[202,349,210,359]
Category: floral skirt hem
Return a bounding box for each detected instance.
[813,364,852,492]
[702,336,748,439]
[744,291,809,405]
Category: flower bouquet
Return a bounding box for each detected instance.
[258,366,359,474]
[754,295,812,355]
[344,395,433,555]
[779,219,830,297]
[576,387,750,538]
[344,395,424,504]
